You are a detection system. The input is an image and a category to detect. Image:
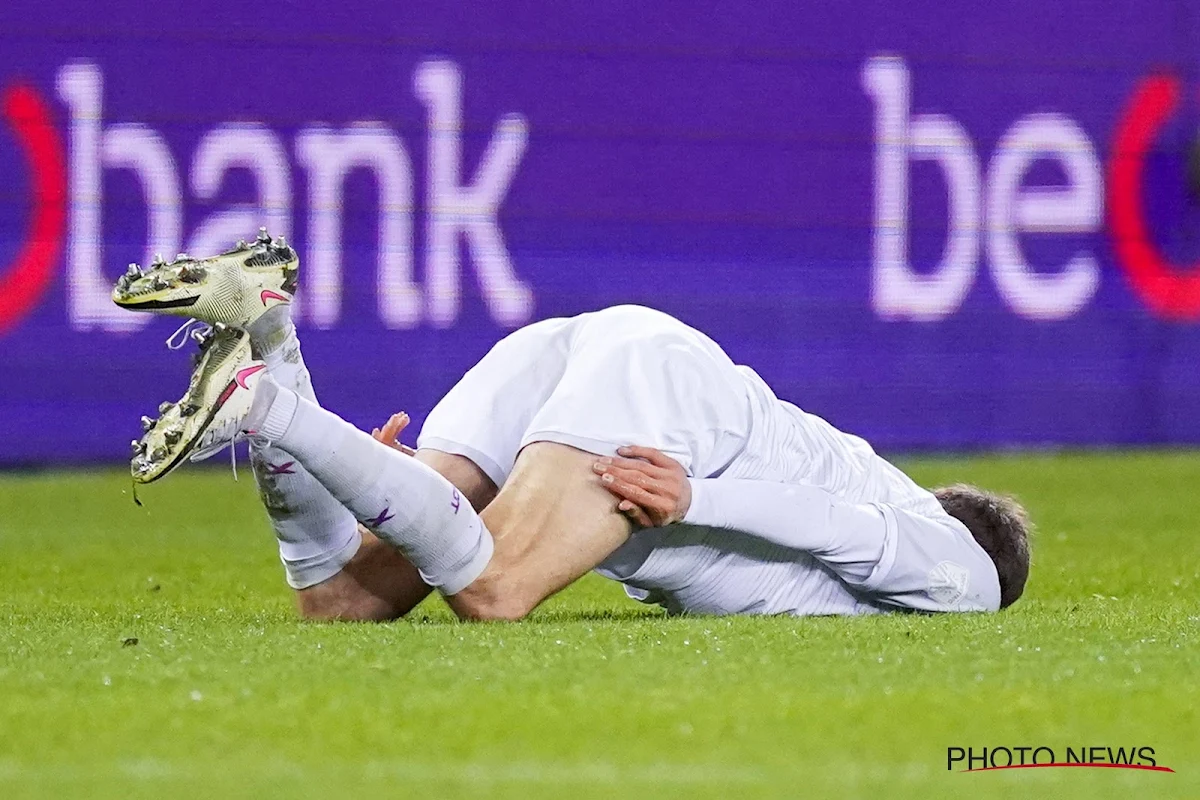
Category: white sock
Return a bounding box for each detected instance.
[244,310,361,590]
[249,307,315,402]
[248,383,494,595]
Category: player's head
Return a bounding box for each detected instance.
[933,484,1031,609]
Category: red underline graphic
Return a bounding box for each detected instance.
[966,763,1175,774]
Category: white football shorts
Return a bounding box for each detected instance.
[417,305,752,487]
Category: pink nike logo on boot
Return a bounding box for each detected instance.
[260,290,290,305]
[235,364,267,389]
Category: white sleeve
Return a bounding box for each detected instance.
[683,478,1001,612]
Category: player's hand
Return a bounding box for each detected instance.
[372,412,417,456]
[592,445,691,528]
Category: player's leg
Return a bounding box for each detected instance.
[117,234,508,620]
[246,308,363,592]
[245,380,508,601]
[293,529,423,621]
[115,234,438,618]
[295,449,498,620]
[311,314,616,620]
[242,378,633,620]
[448,441,632,620]
[250,311,505,620]
[414,448,499,512]
[242,301,451,620]
[445,306,756,618]
[433,305,755,618]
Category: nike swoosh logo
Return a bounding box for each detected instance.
[260,289,290,306]
[116,295,201,310]
[235,364,267,389]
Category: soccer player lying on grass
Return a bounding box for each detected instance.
[114,231,1031,621]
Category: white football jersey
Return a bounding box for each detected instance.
[420,305,998,616]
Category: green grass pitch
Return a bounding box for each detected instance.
[1,451,1197,799]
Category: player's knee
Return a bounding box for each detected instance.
[296,595,373,622]
[295,593,347,621]
[296,594,389,622]
[448,570,537,622]
[456,596,534,622]
[294,578,401,622]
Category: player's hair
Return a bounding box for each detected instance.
[933,484,1032,609]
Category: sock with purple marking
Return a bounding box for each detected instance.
[244,310,360,589]
[247,382,493,594]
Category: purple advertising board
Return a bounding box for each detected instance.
[2,0,1200,465]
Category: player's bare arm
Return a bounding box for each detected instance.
[597,445,1019,612]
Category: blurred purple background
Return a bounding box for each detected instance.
[2,0,1200,464]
